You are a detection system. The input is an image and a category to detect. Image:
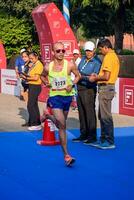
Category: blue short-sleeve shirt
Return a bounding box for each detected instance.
[78,55,101,89]
[15,56,25,73]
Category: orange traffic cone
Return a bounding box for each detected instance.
[37,108,60,146]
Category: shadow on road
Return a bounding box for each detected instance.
[18,107,28,122]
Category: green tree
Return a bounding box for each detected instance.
[71,0,134,52]
[71,4,114,39]
[0,0,62,17]
[0,0,133,56]
[0,12,32,58]
[0,0,62,58]
[124,8,134,34]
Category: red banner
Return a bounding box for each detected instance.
[119,78,134,116]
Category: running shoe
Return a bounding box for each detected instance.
[28,125,42,131]
[64,154,75,166]
[96,141,116,149]
[83,139,97,145]
[87,140,101,147]
[72,136,87,142]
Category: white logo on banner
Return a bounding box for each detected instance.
[123,85,134,109]
[42,43,51,63]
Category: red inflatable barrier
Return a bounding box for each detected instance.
[0,42,6,69]
[32,2,79,64]
[32,3,79,102]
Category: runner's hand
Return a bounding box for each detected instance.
[66,85,73,92]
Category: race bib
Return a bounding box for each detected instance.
[52,77,66,90]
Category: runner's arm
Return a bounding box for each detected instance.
[69,62,80,85]
[40,64,50,87]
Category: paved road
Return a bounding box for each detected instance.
[0,93,134,132]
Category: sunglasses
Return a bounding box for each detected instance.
[55,49,66,54]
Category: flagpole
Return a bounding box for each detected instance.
[63,0,70,25]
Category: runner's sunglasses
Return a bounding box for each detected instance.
[55,49,66,53]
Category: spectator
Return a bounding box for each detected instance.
[71,49,81,111]
[72,49,81,66]
[89,38,120,149]
[15,48,26,100]
[72,41,101,144]
[21,51,31,102]
[21,52,43,131]
[7,52,18,69]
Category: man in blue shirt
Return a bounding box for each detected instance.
[15,48,26,100]
[15,48,26,76]
[72,41,101,144]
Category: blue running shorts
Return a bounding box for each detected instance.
[47,96,73,111]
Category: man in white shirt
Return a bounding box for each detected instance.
[71,49,81,111]
[72,49,81,66]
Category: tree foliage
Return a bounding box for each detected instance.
[0,0,62,17]
[0,12,32,57]
[124,8,134,34]
[0,0,134,57]
[71,0,133,8]
[71,4,114,38]
[0,0,62,58]
[71,0,134,51]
